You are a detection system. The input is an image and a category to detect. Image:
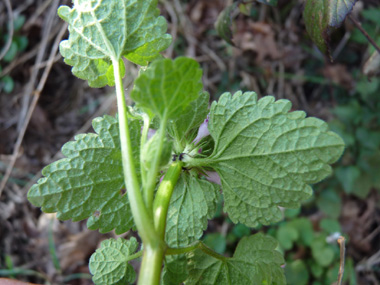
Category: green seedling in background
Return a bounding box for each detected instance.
[0,14,28,93]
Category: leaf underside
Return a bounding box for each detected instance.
[28,115,140,234]
[58,0,171,87]
[131,57,203,121]
[186,233,286,284]
[166,173,219,247]
[89,237,138,285]
[206,92,344,227]
[168,91,210,146]
[162,255,189,285]
[303,0,358,56]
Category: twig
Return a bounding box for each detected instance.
[36,23,67,92]
[0,0,13,60]
[332,31,352,60]
[0,24,62,77]
[13,0,34,15]
[0,5,63,197]
[337,236,346,285]
[172,0,197,57]
[17,0,59,131]
[23,0,53,30]
[200,43,227,71]
[348,14,380,54]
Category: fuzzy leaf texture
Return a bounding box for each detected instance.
[168,91,209,146]
[186,233,286,284]
[28,115,141,234]
[303,0,358,57]
[130,57,203,121]
[58,0,171,87]
[166,173,219,247]
[204,92,344,227]
[89,237,138,285]
[161,255,189,285]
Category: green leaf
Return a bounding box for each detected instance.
[162,255,188,285]
[28,115,141,234]
[58,0,171,87]
[186,233,286,284]
[166,173,219,247]
[276,224,298,250]
[3,41,18,62]
[168,91,209,147]
[141,132,172,171]
[204,91,344,227]
[1,76,15,93]
[311,235,335,267]
[284,208,300,219]
[231,223,251,238]
[284,260,309,285]
[316,189,342,218]
[352,172,374,198]
[89,237,139,285]
[303,0,358,56]
[215,3,237,46]
[335,166,360,194]
[320,218,341,234]
[310,261,324,278]
[13,15,26,31]
[203,233,227,255]
[289,218,314,246]
[131,57,203,121]
[14,35,28,52]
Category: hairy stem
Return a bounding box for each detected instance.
[112,58,158,245]
[139,244,165,285]
[144,116,168,209]
[166,241,227,261]
[126,250,143,262]
[138,161,183,284]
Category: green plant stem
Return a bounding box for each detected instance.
[166,241,227,261]
[112,58,158,245]
[153,161,183,239]
[140,113,151,187]
[138,161,183,285]
[144,116,168,209]
[126,250,143,262]
[139,244,165,285]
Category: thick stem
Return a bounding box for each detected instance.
[144,116,168,209]
[112,58,158,245]
[138,245,165,285]
[138,162,182,285]
[153,161,183,239]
